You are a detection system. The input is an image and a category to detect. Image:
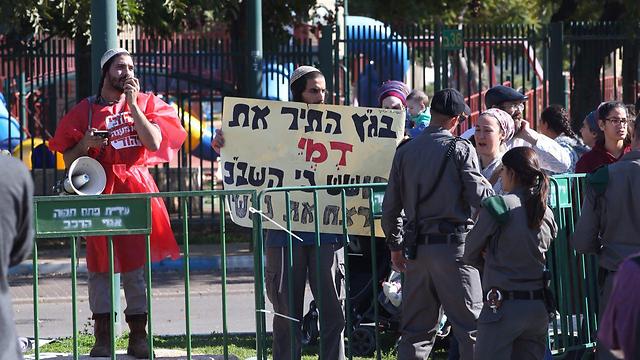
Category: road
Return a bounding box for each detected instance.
[11,271,313,338]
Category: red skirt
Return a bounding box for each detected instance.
[86,165,180,273]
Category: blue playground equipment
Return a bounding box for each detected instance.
[346,16,410,107]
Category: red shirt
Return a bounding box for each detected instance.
[575,141,631,174]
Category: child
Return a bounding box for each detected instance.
[406,89,431,137]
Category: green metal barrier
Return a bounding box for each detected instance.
[252,177,601,359]
[26,178,600,359]
[253,183,388,360]
[548,174,599,355]
[31,190,257,360]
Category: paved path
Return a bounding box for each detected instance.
[11,270,316,339]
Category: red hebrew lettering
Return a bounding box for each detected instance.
[329,141,353,166]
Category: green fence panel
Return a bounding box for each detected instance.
[24,178,602,359]
[548,174,599,355]
[254,183,388,359]
[29,189,256,360]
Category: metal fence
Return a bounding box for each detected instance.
[1,20,638,219]
[548,175,599,355]
[333,22,549,135]
[22,175,599,359]
[29,189,259,360]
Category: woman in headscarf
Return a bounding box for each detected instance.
[474,108,515,194]
[377,80,413,138]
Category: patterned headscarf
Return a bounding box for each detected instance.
[377,80,411,106]
[481,108,515,142]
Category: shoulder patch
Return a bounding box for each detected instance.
[481,196,510,224]
[587,165,609,195]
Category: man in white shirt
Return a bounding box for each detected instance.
[485,85,572,174]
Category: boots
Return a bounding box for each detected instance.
[126,314,150,358]
[89,313,112,357]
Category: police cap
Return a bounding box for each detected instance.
[430,88,471,117]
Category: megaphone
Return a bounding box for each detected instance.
[54,156,107,195]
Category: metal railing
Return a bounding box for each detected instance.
[23,176,600,359]
[548,174,599,354]
[30,189,258,360]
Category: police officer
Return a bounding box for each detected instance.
[572,113,640,359]
[382,88,494,359]
[485,85,572,174]
[464,146,557,360]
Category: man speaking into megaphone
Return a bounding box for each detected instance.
[49,48,187,358]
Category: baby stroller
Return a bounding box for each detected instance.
[301,235,400,356]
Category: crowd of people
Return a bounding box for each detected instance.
[380,79,640,360]
[4,53,639,360]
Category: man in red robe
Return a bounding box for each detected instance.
[49,48,186,358]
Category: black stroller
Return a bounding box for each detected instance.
[301,235,401,356]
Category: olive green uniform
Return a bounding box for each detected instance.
[464,191,557,360]
[382,126,494,359]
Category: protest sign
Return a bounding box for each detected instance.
[220,97,404,236]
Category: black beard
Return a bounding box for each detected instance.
[108,74,127,92]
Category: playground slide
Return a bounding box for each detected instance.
[260,16,409,107]
[346,16,409,107]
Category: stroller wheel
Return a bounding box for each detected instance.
[301,301,319,346]
[350,326,376,356]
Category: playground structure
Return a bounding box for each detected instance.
[0,19,634,182]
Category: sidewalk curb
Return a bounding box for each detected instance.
[9,255,256,276]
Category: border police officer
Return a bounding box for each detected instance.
[464,147,557,360]
[382,88,494,359]
[572,114,640,359]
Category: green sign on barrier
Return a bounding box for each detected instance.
[442,29,463,51]
[372,189,385,217]
[34,197,151,238]
[549,177,571,209]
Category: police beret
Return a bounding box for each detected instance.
[485,85,527,108]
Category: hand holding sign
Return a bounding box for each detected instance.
[220,97,404,236]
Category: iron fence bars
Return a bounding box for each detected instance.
[548,174,599,354]
[31,189,256,360]
[254,182,387,359]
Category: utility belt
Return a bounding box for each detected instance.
[485,269,557,319]
[484,288,545,314]
[415,233,464,245]
[403,232,465,260]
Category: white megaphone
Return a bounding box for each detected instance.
[55,156,107,195]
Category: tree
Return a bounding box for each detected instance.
[349,0,551,28]
[3,0,319,99]
[547,0,639,131]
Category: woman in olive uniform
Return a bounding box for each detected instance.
[464,147,557,360]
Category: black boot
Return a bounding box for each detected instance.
[89,313,112,357]
[126,313,150,358]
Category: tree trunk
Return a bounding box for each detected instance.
[622,37,638,105]
[570,38,622,133]
[74,34,92,102]
[230,1,247,97]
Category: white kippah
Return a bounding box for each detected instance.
[289,65,321,87]
[100,48,130,69]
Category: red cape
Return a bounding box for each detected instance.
[50,93,187,273]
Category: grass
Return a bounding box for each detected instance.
[33,333,450,359]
